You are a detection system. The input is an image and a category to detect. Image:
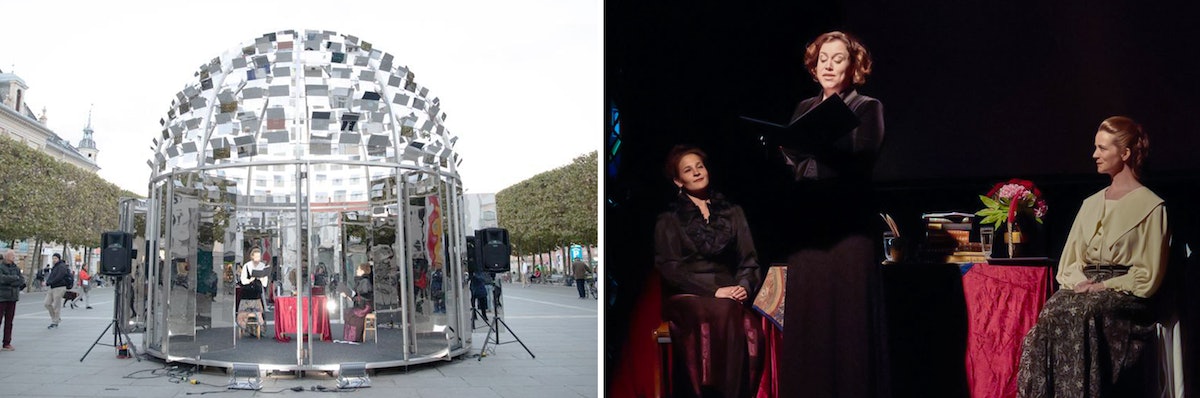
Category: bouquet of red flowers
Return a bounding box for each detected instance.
[976,178,1048,229]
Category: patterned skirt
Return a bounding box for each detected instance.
[1016,271,1156,397]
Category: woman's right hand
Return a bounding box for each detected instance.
[715,285,749,302]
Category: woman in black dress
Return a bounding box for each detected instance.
[341,262,374,342]
[655,144,763,397]
[777,31,890,398]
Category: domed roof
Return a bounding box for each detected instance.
[148,29,457,176]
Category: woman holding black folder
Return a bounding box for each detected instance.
[655,144,763,398]
[777,31,891,398]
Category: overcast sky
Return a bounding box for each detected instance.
[1,0,600,195]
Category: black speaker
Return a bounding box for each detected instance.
[100,231,133,276]
[476,228,511,273]
[465,236,481,273]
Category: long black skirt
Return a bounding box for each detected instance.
[662,294,764,398]
[779,234,891,398]
[1017,277,1156,398]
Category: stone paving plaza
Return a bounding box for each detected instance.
[0,282,598,397]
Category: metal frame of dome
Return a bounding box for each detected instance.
[141,29,472,371]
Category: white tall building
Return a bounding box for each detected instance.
[462,193,497,234]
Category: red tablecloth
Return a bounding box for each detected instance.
[273,296,333,342]
[756,316,783,398]
[962,262,1051,398]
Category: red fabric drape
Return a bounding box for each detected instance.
[273,296,333,342]
[609,272,665,398]
[756,317,782,398]
[962,262,1050,398]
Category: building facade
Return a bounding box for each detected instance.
[0,71,100,172]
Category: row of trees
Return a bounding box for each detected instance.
[496,151,598,273]
[0,135,139,287]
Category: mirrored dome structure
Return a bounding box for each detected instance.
[143,29,469,371]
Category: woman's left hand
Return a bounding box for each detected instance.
[715,285,748,302]
[1074,280,1107,294]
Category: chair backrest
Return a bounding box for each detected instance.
[1150,237,1188,323]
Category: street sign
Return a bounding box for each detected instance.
[570,245,583,260]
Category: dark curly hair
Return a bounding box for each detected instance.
[663,144,707,181]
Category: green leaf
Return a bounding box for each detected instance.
[978,195,1000,209]
[980,213,1003,227]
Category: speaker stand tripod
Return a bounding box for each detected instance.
[478,276,534,360]
[80,275,141,362]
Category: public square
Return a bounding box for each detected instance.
[0,282,598,398]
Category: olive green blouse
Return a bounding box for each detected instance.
[1056,186,1169,298]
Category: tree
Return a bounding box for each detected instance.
[495,151,598,263]
[0,135,139,289]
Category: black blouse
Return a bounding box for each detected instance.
[782,89,885,181]
[654,191,762,299]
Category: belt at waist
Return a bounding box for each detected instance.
[1083,264,1130,281]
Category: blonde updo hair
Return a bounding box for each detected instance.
[1098,116,1149,179]
[804,31,873,87]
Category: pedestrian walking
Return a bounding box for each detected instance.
[470,271,491,325]
[573,259,590,299]
[33,266,45,292]
[43,253,72,328]
[39,264,50,291]
[77,264,93,309]
[1,249,27,350]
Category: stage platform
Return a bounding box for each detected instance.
[147,310,470,370]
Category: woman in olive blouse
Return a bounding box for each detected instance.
[1018,116,1170,397]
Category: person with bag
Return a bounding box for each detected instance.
[43,254,71,329]
[1,249,27,350]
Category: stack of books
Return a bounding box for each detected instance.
[922,212,982,263]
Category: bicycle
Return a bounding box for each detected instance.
[587,276,598,299]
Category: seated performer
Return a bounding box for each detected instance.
[341,263,374,342]
[1017,116,1170,397]
[654,144,763,398]
[237,248,269,335]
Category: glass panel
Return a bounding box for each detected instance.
[403,171,451,359]
[167,173,201,355]
[148,182,169,353]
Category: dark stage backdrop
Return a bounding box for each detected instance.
[605,0,1200,394]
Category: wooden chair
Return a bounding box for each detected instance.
[654,321,673,398]
[239,312,262,339]
[363,313,378,343]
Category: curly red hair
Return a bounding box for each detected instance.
[804,31,873,87]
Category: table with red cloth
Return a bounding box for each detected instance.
[273,296,333,342]
[962,261,1052,398]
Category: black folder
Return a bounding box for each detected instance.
[741,94,861,180]
[741,94,861,151]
